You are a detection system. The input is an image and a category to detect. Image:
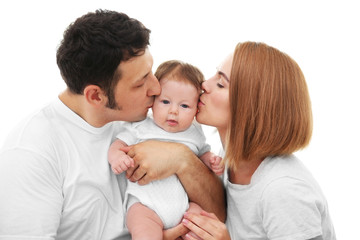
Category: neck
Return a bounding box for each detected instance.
[58,89,106,127]
[218,127,227,149]
[218,126,263,185]
[229,157,264,185]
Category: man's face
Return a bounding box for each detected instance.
[104,49,161,122]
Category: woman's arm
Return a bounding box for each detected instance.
[122,140,226,221]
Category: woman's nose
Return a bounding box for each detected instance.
[202,80,210,93]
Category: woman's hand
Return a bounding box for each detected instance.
[181,210,230,240]
[163,222,190,240]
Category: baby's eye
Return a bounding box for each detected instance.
[162,100,170,104]
[181,104,189,109]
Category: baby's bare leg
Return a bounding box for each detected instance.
[127,202,164,240]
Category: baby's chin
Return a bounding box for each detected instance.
[161,124,189,133]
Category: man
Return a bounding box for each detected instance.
[0,9,225,239]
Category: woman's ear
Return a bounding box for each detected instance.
[83,85,107,107]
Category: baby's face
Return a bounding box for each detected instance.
[152,79,199,133]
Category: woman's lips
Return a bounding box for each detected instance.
[198,96,205,106]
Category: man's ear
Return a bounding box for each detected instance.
[83,85,107,107]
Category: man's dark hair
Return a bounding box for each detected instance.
[56,9,151,101]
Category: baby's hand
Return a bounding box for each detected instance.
[209,155,224,176]
[109,152,134,175]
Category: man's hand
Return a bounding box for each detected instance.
[121,140,192,185]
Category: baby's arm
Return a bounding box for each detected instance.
[199,151,224,176]
[108,139,134,174]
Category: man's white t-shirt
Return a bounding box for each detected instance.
[225,155,336,240]
[0,98,130,240]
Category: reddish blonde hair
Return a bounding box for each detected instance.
[225,42,313,170]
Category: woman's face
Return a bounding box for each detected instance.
[196,53,233,133]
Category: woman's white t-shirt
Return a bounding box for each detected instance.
[225,155,336,240]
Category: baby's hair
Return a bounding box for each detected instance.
[155,60,204,93]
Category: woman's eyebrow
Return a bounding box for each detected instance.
[219,71,230,82]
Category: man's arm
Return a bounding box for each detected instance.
[122,140,226,221]
[177,151,226,221]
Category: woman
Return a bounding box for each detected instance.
[182,42,336,239]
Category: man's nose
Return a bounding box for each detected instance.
[148,73,161,96]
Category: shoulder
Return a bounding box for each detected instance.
[260,175,325,239]
[260,155,315,182]
[191,120,204,131]
[114,117,156,143]
[260,155,322,203]
[261,175,319,205]
[187,120,206,138]
[2,104,58,151]
[0,109,64,187]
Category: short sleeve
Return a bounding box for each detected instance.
[260,177,323,240]
[0,148,63,238]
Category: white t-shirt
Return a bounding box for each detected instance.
[0,98,130,240]
[119,117,210,229]
[225,155,336,240]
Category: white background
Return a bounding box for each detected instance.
[0,0,359,238]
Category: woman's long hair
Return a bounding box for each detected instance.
[225,42,313,170]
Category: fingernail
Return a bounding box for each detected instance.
[182,218,189,225]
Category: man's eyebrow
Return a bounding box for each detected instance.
[143,72,150,79]
[219,71,230,82]
[135,72,150,83]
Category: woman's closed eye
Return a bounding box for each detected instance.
[217,83,224,88]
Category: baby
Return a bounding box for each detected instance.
[108,60,224,239]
